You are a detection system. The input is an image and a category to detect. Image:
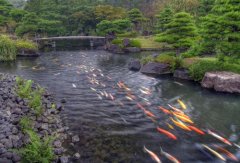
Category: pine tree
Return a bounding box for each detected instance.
[155,7,173,33]
[201,0,240,57]
[156,12,197,56]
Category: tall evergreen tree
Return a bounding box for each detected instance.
[155,7,173,33]
[156,12,197,55]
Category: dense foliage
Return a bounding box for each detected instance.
[0,35,16,61]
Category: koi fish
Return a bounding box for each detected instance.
[97,94,102,100]
[143,146,162,163]
[144,109,156,118]
[171,118,191,131]
[109,93,114,100]
[166,122,175,130]
[127,93,136,100]
[104,91,109,98]
[159,106,171,115]
[214,145,238,162]
[72,84,77,88]
[177,99,187,110]
[90,87,97,92]
[172,111,190,119]
[137,103,146,110]
[207,130,232,146]
[168,104,184,114]
[160,147,180,163]
[157,127,177,140]
[140,89,151,95]
[126,96,134,101]
[172,112,194,124]
[202,144,226,161]
[188,126,205,135]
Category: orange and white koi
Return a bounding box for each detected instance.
[72,84,77,88]
[90,87,97,92]
[137,103,146,110]
[214,145,238,162]
[202,144,226,161]
[143,146,162,163]
[207,130,232,146]
[171,118,191,131]
[159,106,171,115]
[104,91,109,98]
[177,99,187,110]
[188,126,205,135]
[140,89,151,95]
[157,127,177,140]
[160,147,180,163]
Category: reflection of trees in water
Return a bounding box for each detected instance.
[97,54,127,69]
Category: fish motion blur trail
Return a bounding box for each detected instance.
[160,147,181,163]
[213,145,238,162]
[207,130,232,146]
[202,144,226,161]
[157,127,177,140]
[143,146,162,163]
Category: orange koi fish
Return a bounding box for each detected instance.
[172,111,190,119]
[207,130,232,146]
[144,109,156,118]
[172,112,194,124]
[143,146,162,163]
[157,127,177,140]
[109,93,114,100]
[126,93,136,100]
[188,126,205,135]
[159,106,171,115]
[160,147,181,163]
[170,118,191,131]
[137,103,146,110]
[202,144,226,161]
[214,145,238,162]
[177,99,187,110]
[168,104,184,114]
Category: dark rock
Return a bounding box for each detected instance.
[173,69,192,80]
[128,60,141,71]
[0,158,13,163]
[12,153,21,162]
[17,49,40,57]
[61,98,66,104]
[201,71,240,94]
[59,156,69,163]
[107,44,124,54]
[140,62,171,75]
[1,151,13,159]
[124,47,141,53]
[54,148,64,155]
[73,153,81,160]
[53,140,62,148]
[72,135,80,143]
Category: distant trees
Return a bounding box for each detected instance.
[96,19,131,36]
[94,5,127,21]
[156,12,197,55]
[155,7,173,33]
[128,8,145,31]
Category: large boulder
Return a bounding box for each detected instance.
[107,44,124,54]
[124,47,141,53]
[17,49,40,57]
[140,62,171,75]
[173,69,192,80]
[128,60,141,71]
[201,71,240,94]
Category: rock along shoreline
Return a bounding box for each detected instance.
[0,73,69,163]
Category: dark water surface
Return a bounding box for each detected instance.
[0,50,239,163]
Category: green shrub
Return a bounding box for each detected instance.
[0,35,17,61]
[154,54,175,65]
[20,117,32,133]
[18,130,55,163]
[141,55,154,65]
[111,39,123,45]
[28,90,43,116]
[16,78,33,99]
[15,39,38,51]
[172,56,183,70]
[130,39,141,48]
[117,31,138,38]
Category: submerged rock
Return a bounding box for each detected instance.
[173,69,192,80]
[72,135,80,143]
[201,71,240,93]
[124,47,141,53]
[128,60,141,71]
[140,62,171,75]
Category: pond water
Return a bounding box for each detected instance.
[0,50,239,163]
